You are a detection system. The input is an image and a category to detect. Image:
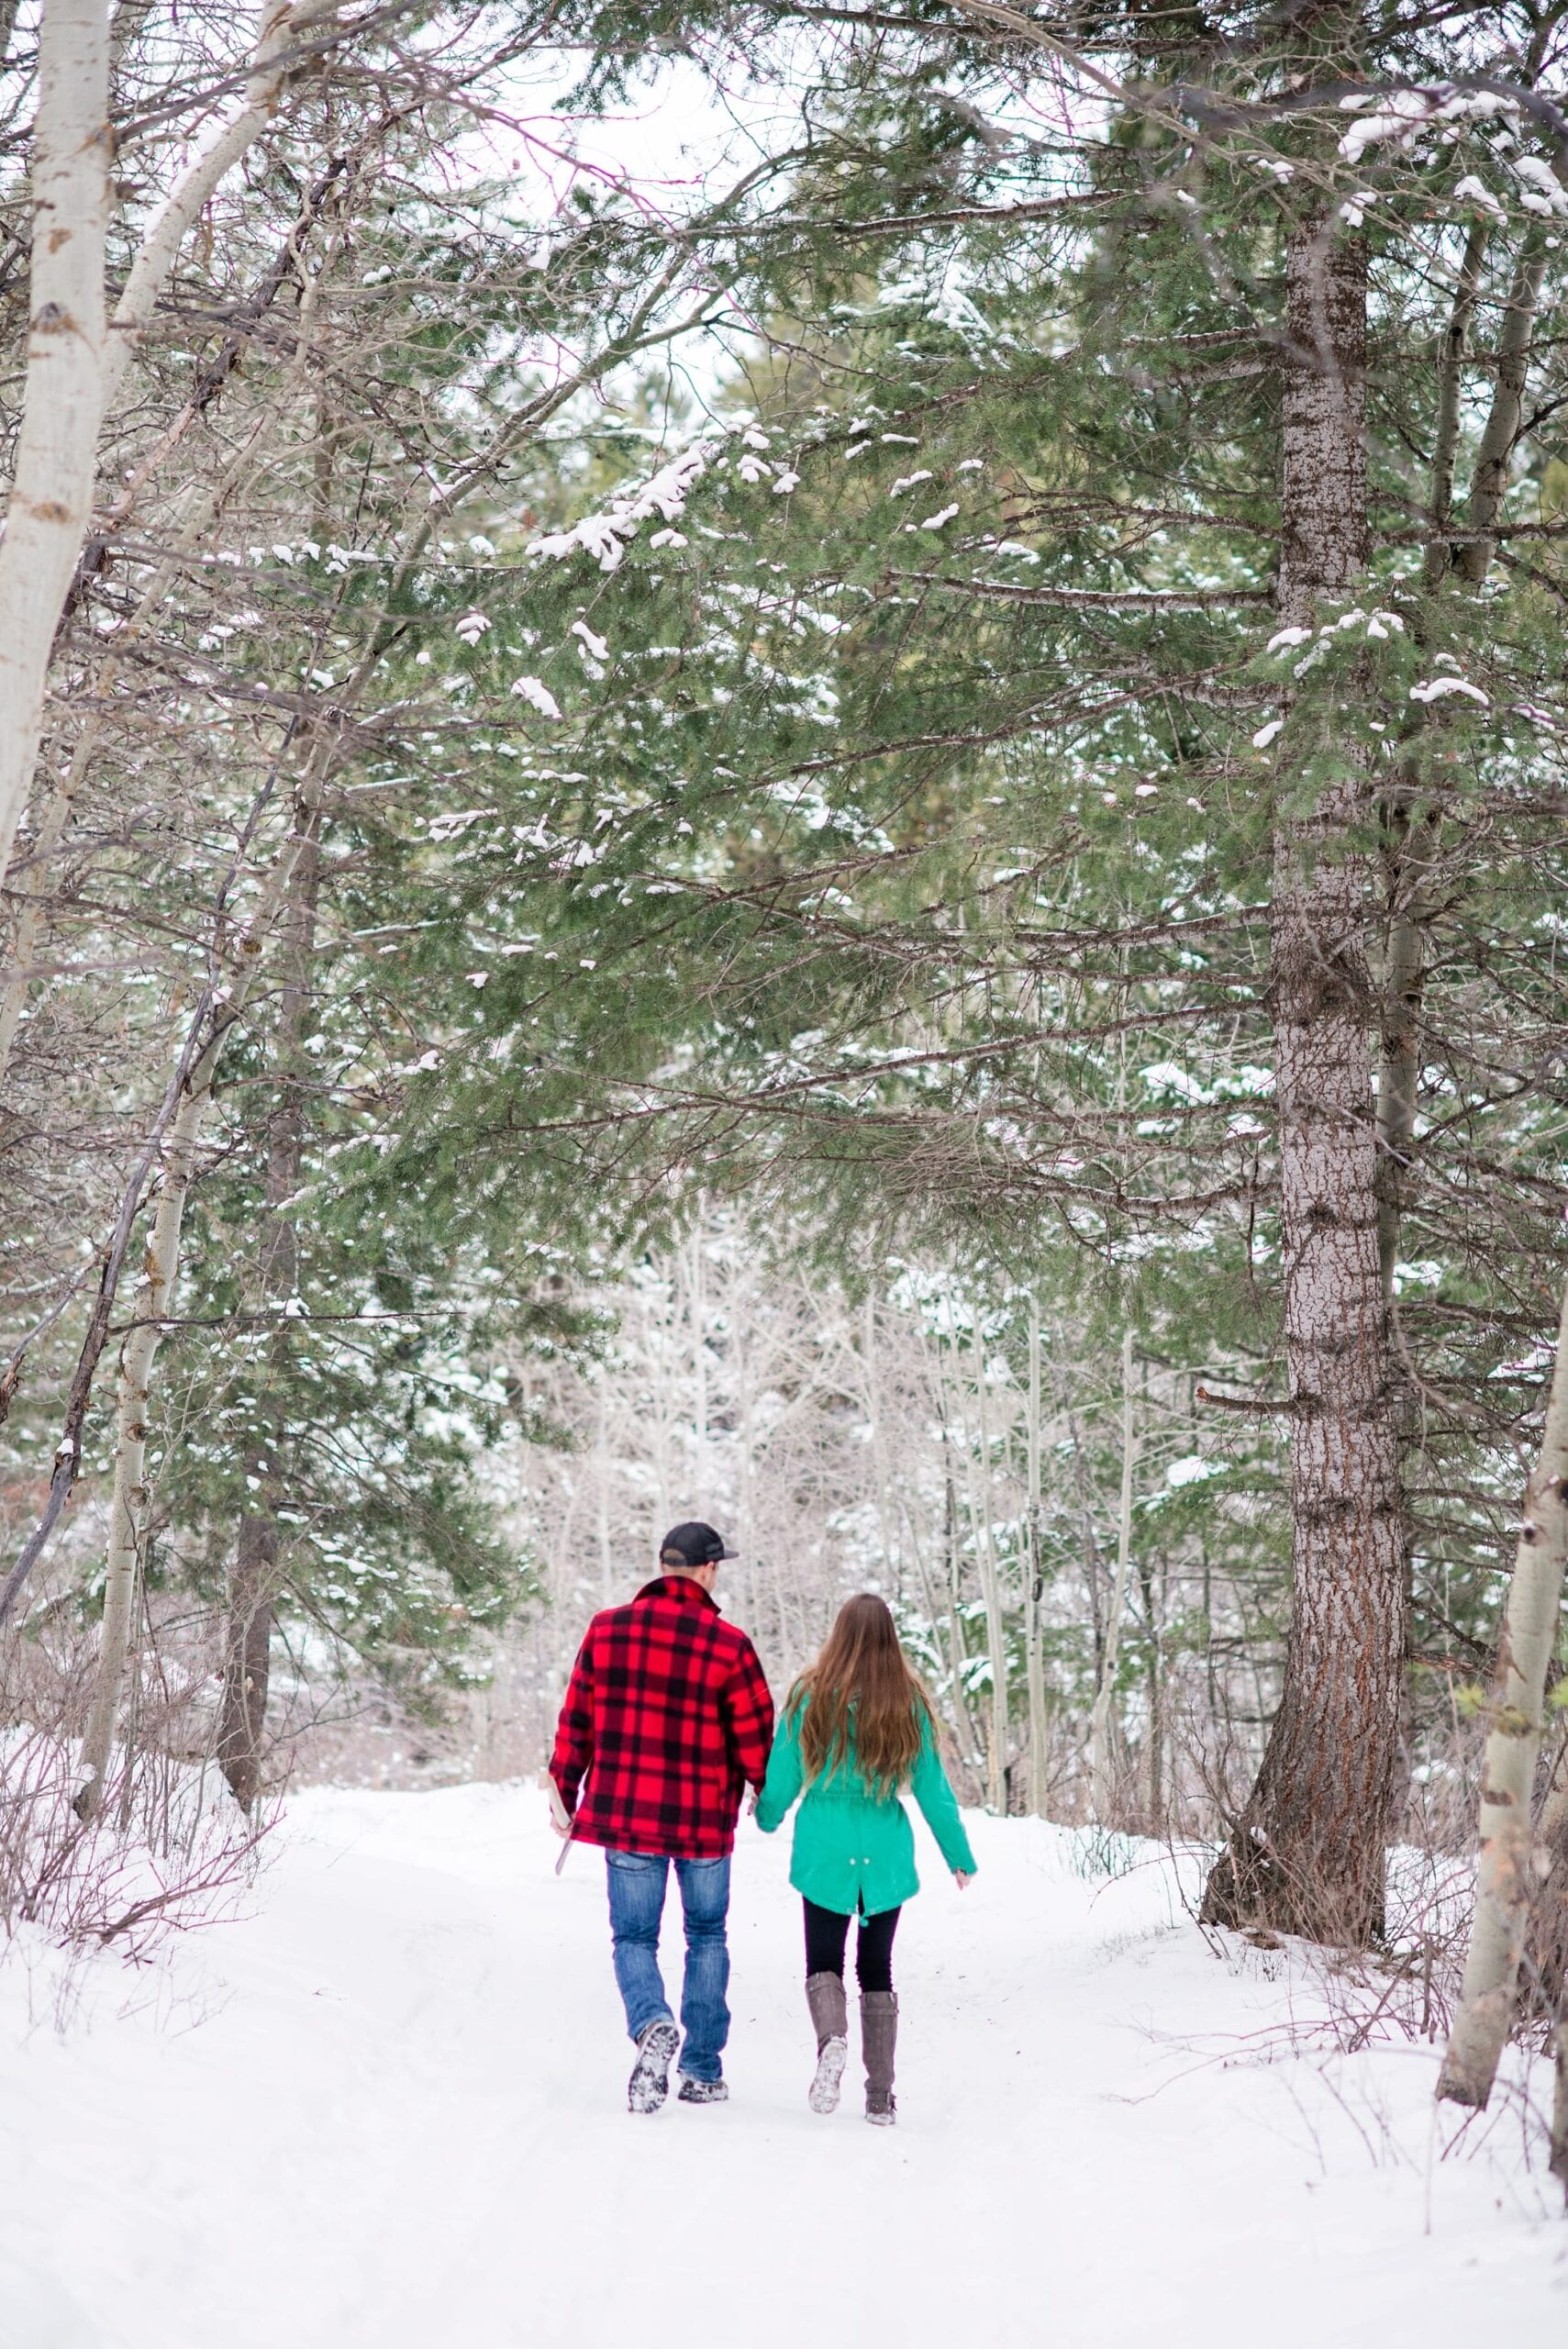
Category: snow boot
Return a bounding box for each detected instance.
[676,2075,729,2105]
[861,1990,897,2126]
[806,1970,849,2115]
[627,2018,680,2115]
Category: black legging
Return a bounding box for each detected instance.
[803,1897,900,1994]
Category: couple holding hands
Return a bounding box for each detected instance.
[549,1520,976,2124]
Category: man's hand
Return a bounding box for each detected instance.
[540,1771,574,1839]
[953,1870,973,1889]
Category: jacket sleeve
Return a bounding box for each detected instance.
[911,1721,977,1875]
[550,1630,596,1813]
[754,1708,804,1834]
[721,1636,775,1795]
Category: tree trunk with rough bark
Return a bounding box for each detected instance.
[1438,1279,1568,2109]
[216,807,319,1809]
[1202,221,1406,1946]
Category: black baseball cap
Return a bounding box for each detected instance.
[660,1520,738,1567]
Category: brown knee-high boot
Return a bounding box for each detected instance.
[805,1971,849,2114]
[861,1990,897,2125]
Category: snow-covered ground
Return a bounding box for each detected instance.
[1,1786,1562,2348]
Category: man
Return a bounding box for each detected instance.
[550,1520,774,2114]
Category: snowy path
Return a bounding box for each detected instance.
[2,1786,1563,2348]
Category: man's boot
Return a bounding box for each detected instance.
[627,2018,681,2115]
[861,1990,897,2126]
[805,1970,849,2114]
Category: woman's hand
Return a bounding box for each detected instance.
[954,1870,972,1889]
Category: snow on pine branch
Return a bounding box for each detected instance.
[530,440,725,574]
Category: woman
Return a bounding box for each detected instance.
[755,1592,976,2125]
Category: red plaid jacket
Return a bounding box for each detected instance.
[550,1575,774,1859]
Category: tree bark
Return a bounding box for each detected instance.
[1438,1279,1568,2108]
[215,803,318,1809]
[0,1,300,889]
[1375,801,1439,1303]
[1202,222,1406,1945]
[972,1349,1008,1811]
[1530,1735,1568,2022]
[1090,1330,1135,1824]
[74,1057,214,1818]
[1456,232,1548,588]
[1025,1296,1049,1817]
[0,401,280,1090]
[1423,220,1489,591]
[0,0,111,885]
[71,749,324,1813]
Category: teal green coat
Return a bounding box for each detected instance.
[755,1702,977,1917]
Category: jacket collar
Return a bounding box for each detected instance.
[637,1572,719,1613]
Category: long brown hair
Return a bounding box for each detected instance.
[789,1594,933,1798]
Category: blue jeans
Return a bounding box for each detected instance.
[605,1850,731,2083]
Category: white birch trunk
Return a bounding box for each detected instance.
[97,1,300,417]
[72,737,326,1815]
[1026,1297,1049,1817]
[0,1,299,889]
[0,0,110,884]
[73,1079,207,1815]
[1090,1330,1135,1824]
[929,1323,982,1777]
[1438,1278,1568,2107]
[973,1350,1008,1811]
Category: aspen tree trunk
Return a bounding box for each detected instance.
[1025,1297,1049,1817]
[0,0,110,884]
[72,749,323,1814]
[215,806,319,1810]
[1438,1279,1568,2108]
[862,1291,900,1594]
[973,1348,1008,1810]
[949,1338,995,1796]
[1089,1330,1135,1824]
[1456,232,1548,587]
[1374,806,1437,1304]
[1136,1547,1164,1830]
[1422,220,1489,592]
[924,1320,982,1779]
[1382,222,1538,1295]
[1533,1738,1568,2021]
[95,2,299,422]
[595,1378,615,1606]
[74,1047,218,1816]
[0,3,301,888]
[1202,222,1406,1944]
